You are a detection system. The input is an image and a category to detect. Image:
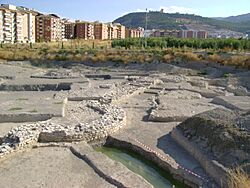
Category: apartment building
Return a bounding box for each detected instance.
[0,4,126,43]
[196,31,208,39]
[151,30,180,38]
[75,21,94,40]
[36,14,65,42]
[94,22,108,40]
[180,30,208,39]
[150,29,208,39]
[126,27,144,38]
[247,31,250,39]
[107,23,118,39]
[0,4,37,43]
[64,19,75,39]
[114,23,125,39]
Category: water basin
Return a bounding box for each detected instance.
[96,146,188,188]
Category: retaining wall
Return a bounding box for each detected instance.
[171,128,228,187]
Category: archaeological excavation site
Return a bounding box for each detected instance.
[0,60,249,188]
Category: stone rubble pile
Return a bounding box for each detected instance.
[31,70,81,79]
[0,101,125,160]
[160,75,190,83]
[102,78,154,102]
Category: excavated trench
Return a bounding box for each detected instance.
[95,146,187,188]
[91,137,191,188]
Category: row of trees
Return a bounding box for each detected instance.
[111,37,250,51]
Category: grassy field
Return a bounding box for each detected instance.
[0,39,249,69]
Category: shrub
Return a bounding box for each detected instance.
[163,54,174,63]
[175,52,200,62]
[228,167,250,188]
[208,54,221,62]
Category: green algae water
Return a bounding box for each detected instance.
[96,147,187,188]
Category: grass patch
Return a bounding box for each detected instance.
[197,71,208,76]
[8,107,23,111]
[223,73,231,78]
[54,101,63,105]
[16,98,28,101]
[100,67,112,72]
[29,109,38,113]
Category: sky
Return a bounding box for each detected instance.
[1,0,250,22]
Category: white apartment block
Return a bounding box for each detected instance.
[113,23,126,39]
[0,4,37,43]
[107,23,118,39]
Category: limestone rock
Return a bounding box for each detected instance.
[226,84,249,96]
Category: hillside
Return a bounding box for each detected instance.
[114,12,250,33]
[221,13,250,23]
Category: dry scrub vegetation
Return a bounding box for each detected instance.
[0,40,249,69]
[228,168,250,188]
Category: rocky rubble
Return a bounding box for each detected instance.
[0,100,126,160]
[31,69,82,79]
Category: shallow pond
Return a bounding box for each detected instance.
[96,146,188,188]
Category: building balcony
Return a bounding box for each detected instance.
[4,18,11,22]
[3,28,11,32]
[4,37,12,40]
[4,14,12,18]
[4,36,12,39]
[4,22,11,26]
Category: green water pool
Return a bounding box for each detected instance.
[96,146,188,188]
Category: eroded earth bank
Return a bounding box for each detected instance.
[0,60,249,188]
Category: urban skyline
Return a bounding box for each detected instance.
[0,4,145,43]
[0,3,246,44]
[1,0,250,22]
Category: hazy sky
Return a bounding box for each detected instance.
[1,0,250,22]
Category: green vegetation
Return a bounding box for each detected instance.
[29,109,38,113]
[16,98,29,101]
[112,37,250,51]
[99,67,112,72]
[8,107,23,111]
[0,39,249,69]
[114,12,250,33]
[220,13,250,23]
[223,73,231,78]
[54,101,63,105]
